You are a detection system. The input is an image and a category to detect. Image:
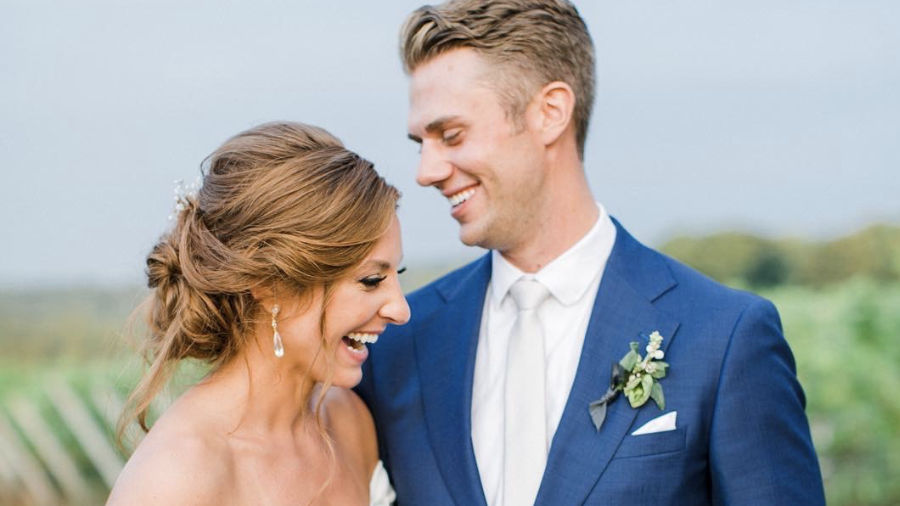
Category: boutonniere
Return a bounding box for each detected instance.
[589,331,669,431]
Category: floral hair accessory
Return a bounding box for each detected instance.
[589,331,669,431]
[168,175,203,221]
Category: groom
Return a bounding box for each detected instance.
[357,0,825,504]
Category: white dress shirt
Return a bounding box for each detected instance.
[471,204,617,506]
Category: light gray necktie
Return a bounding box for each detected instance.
[504,278,551,506]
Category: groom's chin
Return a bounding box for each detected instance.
[458,222,487,248]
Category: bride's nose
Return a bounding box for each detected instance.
[381,283,411,325]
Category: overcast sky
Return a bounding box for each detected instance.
[2,0,898,287]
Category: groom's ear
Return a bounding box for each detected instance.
[534,81,576,148]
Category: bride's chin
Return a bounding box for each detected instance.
[330,369,364,389]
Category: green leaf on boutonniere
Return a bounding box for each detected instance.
[626,373,654,407]
[619,342,641,371]
[649,361,669,379]
[650,381,665,410]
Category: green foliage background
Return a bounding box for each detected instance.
[1,225,899,504]
[661,224,900,288]
[761,279,900,504]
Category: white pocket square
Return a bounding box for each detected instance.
[631,411,677,435]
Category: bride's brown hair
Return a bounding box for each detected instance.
[118,121,399,442]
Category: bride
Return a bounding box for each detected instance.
[106,122,408,505]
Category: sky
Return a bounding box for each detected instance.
[1,0,898,287]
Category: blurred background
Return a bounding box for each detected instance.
[1,0,898,504]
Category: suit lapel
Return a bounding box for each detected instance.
[415,255,491,506]
[536,220,680,505]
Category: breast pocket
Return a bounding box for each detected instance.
[613,427,686,459]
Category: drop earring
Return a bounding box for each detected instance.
[271,304,284,358]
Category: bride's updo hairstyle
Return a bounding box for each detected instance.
[123,121,399,435]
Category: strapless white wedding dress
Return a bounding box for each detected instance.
[369,460,396,505]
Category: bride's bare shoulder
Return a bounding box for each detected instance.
[106,406,231,505]
[320,387,378,469]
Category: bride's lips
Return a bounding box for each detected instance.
[340,331,380,364]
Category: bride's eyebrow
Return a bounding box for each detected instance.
[359,260,392,272]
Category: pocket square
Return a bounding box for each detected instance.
[631,411,677,435]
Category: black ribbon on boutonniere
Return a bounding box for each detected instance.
[588,362,626,431]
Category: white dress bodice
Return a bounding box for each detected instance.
[369,460,396,505]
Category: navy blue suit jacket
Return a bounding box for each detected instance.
[357,219,825,505]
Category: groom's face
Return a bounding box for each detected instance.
[407,48,548,252]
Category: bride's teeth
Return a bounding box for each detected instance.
[448,188,475,206]
[347,332,379,344]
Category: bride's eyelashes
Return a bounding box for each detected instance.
[359,267,406,289]
[360,275,387,289]
[359,267,406,290]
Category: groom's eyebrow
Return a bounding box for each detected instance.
[408,115,461,143]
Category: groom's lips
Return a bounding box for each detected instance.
[444,184,478,203]
[445,184,478,218]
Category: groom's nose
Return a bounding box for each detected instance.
[415,142,452,188]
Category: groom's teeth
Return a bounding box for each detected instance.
[347,332,379,344]
[448,188,475,207]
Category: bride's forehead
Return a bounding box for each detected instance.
[369,223,404,263]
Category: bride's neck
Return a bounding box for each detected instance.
[199,342,319,435]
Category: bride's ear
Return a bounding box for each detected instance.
[250,284,276,312]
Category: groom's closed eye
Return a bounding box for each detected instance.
[442,129,463,146]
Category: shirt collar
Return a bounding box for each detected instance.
[490,203,616,307]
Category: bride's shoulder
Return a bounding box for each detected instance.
[320,387,378,468]
[106,408,231,505]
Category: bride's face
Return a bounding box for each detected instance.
[278,215,409,388]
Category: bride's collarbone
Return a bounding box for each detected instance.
[223,431,370,504]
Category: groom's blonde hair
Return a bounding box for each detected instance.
[400,0,596,157]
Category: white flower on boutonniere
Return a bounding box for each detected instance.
[589,331,670,431]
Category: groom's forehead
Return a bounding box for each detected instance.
[408,49,496,99]
[407,57,506,130]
